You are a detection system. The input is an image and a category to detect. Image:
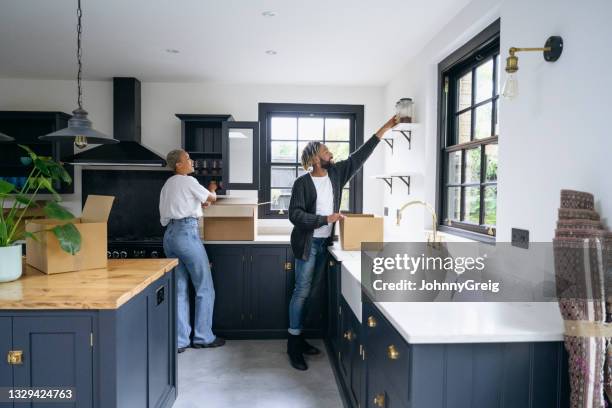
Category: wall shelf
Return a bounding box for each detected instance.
[390,122,419,150]
[372,172,417,194]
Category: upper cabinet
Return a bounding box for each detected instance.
[175,114,259,193]
[222,121,259,190]
[0,111,75,194]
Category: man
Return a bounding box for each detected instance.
[160,149,225,353]
[287,116,398,370]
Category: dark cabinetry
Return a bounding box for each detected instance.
[0,111,74,194]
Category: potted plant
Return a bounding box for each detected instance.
[0,145,81,282]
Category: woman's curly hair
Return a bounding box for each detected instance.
[300,141,321,171]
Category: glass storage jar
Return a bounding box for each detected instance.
[395,98,414,123]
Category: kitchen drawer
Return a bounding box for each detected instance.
[363,301,410,406]
[366,346,408,408]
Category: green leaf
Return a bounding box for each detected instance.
[0,179,15,194]
[37,177,60,200]
[34,157,52,177]
[44,201,75,220]
[23,231,40,242]
[14,194,32,207]
[48,162,72,184]
[51,224,81,255]
[18,144,38,160]
[0,218,7,246]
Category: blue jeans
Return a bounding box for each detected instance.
[163,218,216,347]
[288,237,329,335]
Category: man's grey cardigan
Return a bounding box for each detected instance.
[288,135,381,261]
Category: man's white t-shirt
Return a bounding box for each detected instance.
[159,174,214,226]
[310,173,334,238]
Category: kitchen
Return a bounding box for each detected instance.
[0,1,611,407]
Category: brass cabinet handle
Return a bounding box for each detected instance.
[329,260,334,267]
[367,315,377,328]
[387,344,399,360]
[343,330,355,341]
[7,350,23,365]
[373,393,385,407]
[284,262,293,271]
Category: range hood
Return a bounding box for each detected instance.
[64,78,166,166]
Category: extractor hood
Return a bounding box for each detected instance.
[64,77,166,166]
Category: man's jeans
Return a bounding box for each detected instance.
[288,237,328,335]
[163,217,216,347]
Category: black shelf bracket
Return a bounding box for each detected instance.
[375,175,411,195]
[378,177,393,194]
[392,129,412,149]
[397,175,411,194]
[382,138,394,153]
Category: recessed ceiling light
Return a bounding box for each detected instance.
[262,11,277,17]
[265,50,277,55]
[165,49,180,54]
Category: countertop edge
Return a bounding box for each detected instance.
[113,258,179,309]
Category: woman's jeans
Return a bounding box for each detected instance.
[163,217,216,347]
[288,237,329,335]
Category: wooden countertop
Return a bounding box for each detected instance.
[0,259,179,310]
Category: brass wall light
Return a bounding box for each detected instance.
[502,36,563,99]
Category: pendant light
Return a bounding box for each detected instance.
[0,132,14,142]
[39,0,118,148]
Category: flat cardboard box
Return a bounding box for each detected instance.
[25,195,114,274]
[339,213,384,251]
[202,203,257,241]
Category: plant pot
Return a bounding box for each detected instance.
[0,244,23,282]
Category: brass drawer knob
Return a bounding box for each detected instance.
[7,350,23,365]
[373,393,385,407]
[387,344,400,360]
[343,330,355,341]
[367,316,377,328]
[329,260,334,267]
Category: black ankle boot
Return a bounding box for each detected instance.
[300,334,321,356]
[287,333,308,370]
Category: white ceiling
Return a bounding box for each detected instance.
[0,0,471,85]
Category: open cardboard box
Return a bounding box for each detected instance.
[25,195,115,274]
[202,202,257,241]
[339,213,384,251]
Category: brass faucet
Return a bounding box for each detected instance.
[396,200,441,245]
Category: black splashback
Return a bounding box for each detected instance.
[82,169,173,240]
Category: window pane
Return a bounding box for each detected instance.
[474,102,492,139]
[271,117,297,140]
[340,188,350,212]
[485,144,498,181]
[325,118,350,141]
[271,141,297,163]
[457,72,472,111]
[298,117,324,140]
[495,55,500,96]
[484,185,497,225]
[271,166,296,188]
[463,186,480,224]
[271,188,292,211]
[494,100,499,136]
[447,187,461,221]
[475,59,494,103]
[447,151,462,184]
[465,147,481,183]
[457,111,472,144]
[326,142,350,162]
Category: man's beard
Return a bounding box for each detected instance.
[320,158,333,169]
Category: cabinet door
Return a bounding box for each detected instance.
[207,245,247,333]
[221,121,259,190]
[349,312,362,407]
[248,247,289,330]
[327,259,341,353]
[148,274,172,407]
[12,316,92,408]
[338,301,351,383]
[0,317,12,408]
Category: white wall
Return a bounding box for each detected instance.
[0,78,386,227]
[382,0,611,243]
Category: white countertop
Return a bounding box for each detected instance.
[328,242,565,344]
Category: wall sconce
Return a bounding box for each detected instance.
[502,36,563,99]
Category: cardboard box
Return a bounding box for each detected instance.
[202,203,257,241]
[25,195,114,274]
[339,213,384,251]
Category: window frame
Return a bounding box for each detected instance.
[436,19,500,243]
[258,103,364,219]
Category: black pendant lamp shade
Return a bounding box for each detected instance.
[0,132,14,142]
[39,0,117,148]
[39,108,118,145]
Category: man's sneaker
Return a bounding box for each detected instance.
[192,337,226,348]
[178,347,188,353]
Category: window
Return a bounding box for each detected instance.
[258,103,364,219]
[438,20,499,239]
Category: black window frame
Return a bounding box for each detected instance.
[436,19,500,243]
[258,103,364,219]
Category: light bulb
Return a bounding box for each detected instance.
[502,73,519,99]
[74,135,88,149]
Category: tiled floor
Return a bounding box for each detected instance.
[173,339,344,408]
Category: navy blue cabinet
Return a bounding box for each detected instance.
[327,258,341,355]
[0,317,13,408]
